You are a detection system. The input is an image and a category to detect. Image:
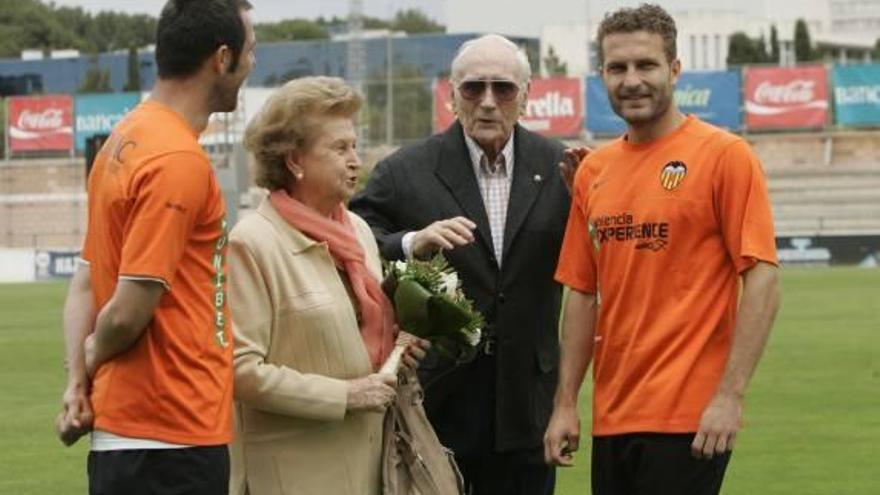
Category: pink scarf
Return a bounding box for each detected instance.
[269,190,396,371]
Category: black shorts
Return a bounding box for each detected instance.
[88,445,229,495]
[592,433,731,495]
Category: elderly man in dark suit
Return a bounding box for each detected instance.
[350,34,580,494]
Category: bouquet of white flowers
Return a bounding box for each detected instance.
[379,254,483,374]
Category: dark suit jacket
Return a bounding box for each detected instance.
[350,121,568,453]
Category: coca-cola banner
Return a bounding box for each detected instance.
[744,66,829,130]
[831,64,880,128]
[433,78,583,137]
[8,95,74,152]
[586,71,743,135]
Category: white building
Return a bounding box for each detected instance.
[541,8,787,76]
[829,0,880,43]
[445,0,875,77]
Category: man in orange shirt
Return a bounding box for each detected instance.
[543,4,780,494]
[55,1,255,493]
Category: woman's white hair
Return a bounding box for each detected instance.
[450,34,532,85]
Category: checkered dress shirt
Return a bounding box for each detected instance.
[464,134,515,266]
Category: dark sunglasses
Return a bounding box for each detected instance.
[457,79,521,102]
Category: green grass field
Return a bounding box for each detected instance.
[1,267,877,494]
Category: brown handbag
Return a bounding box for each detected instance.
[382,368,465,495]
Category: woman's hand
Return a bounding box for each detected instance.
[346,373,397,413]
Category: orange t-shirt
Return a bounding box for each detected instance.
[82,100,233,445]
[555,115,777,436]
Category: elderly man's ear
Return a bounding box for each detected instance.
[518,82,530,114]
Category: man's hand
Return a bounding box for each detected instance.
[543,404,580,467]
[396,331,431,370]
[559,147,590,194]
[411,216,476,260]
[55,379,93,446]
[691,392,742,459]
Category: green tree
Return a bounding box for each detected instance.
[769,24,780,64]
[0,0,155,58]
[364,65,432,145]
[727,32,768,65]
[873,38,880,60]
[79,55,112,93]
[0,0,85,57]
[794,19,816,62]
[543,45,568,76]
[54,6,99,52]
[390,9,445,34]
[123,46,140,92]
[519,42,541,78]
[757,35,769,62]
[255,19,329,42]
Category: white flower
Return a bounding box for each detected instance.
[393,260,408,274]
[463,326,481,347]
[439,271,459,298]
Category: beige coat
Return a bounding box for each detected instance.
[228,198,384,495]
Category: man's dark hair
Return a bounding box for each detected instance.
[155,0,253,79]
[597,3,677,64]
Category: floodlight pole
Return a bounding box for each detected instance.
[386,33,394,146]
[348,0,366,146]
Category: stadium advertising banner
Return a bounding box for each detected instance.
[585,71,742,135]
[832,64,880,127]
[776,235,880,266]
[744,66,829,130]
[74,93,140,151]
[34,250,80,280]
[585,76,626,136]
[433,78,583,137]
[676,71,741,129]
[7,95,74,152]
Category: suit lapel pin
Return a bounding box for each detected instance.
[533,174,542,183]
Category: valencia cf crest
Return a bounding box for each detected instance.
[660,161,687,191]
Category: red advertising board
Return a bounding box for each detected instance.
[7,95,74,152]
[434,78,583,137]
[744,66,829,130]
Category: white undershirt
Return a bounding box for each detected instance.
[90,430,193,451]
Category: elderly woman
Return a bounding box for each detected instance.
[228,77,416,495]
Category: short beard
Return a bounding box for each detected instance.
[209,79,240,114]
[612,90,673,127]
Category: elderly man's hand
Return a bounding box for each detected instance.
[396,332,431,370]
[559,147,590,194]
[411,216,476,260]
